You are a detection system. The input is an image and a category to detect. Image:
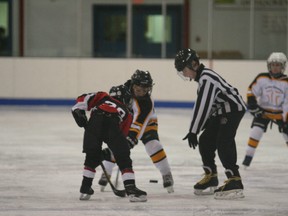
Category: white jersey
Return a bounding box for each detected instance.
[129,95,157,140]
[248,72,288,121]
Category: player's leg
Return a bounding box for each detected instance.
[142,130,174,193]
[195,117,219,195]
[242,117,269,167]
[214,112,244,199]
[106,117,147,202]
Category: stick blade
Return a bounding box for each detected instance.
[113,188,126,197]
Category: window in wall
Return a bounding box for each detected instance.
[132,5,182,58]
[93,5,127,57]
[93,4,183,58]
[0,0,12,56]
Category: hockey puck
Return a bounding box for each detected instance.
[149,179,158,183]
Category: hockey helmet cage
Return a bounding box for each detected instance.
[131,70,154,88]
[174,48,200,72]
[109,85,132,107]
[267,52,287,73]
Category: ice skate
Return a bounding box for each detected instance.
[98,172,110,192]
[214,176,244,200]
[162,172,174,193]
[242,155,253,168]
[79,186,94,200]
[125,184,147,202]
[194,167,218,195]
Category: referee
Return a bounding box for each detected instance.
[174,48,246,200]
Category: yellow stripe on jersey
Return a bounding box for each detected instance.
[150,149,167,163]
[144,125,158,132]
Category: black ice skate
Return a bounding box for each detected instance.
[80,176,94,200]
[79,186,94,200]
[162,172,174,193]
[98,172,110,192]
[242,155,253,167]
[194,166,218,195]
[125,184,147,202]
[214,170,244,200]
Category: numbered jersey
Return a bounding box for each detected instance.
[72,91,132,136]
[248,72,288,121]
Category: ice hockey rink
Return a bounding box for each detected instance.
[1,106,288,216]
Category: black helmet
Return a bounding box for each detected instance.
[109,85,132,107]
[174,48,200,71]
[131,70,153,88]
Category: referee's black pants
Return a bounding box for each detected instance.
[198,111,245,177]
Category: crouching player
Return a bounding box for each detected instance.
[71,85,147,202]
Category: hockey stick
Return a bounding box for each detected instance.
[114,167,120,189]
[100,162,126,197]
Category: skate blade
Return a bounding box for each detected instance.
[100,185,106,192]
[79,193,92,200]
[243,165,249,170]
[129,195,147,202]
[194,186,217,195]
[165,186,174,193]
[214,189,244,200]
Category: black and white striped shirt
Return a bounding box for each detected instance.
[190,65,246,134]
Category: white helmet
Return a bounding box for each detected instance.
[267,52,287,74]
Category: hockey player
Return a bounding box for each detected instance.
[242,52,288,167]
[71,85,147,202]
[174,48,246,199]
[98,70,174,193]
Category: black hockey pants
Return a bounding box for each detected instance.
[83,112,132,171]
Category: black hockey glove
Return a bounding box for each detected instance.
[183,132,198,149]
[248,104,263,118]
[101,148,114,162]
[72,109,88,128]
[126,136,138,149]
[277,121,288,135]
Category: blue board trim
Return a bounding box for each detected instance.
[0,98,195,108]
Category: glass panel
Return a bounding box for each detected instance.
[166,5,182,58]
[254,3,287,59]
[145,15,171,43]
[212,1,249,59]
[132,5,162,58]
[0,0,10,56]
[104,15,126,43]
[93,5,126,57]
[132,5,182,58]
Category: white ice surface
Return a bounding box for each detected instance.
[0,106,288,216]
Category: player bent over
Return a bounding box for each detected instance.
[71,85,147,202]
[174,48,246,199]
[98,70,174,193]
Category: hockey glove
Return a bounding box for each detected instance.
[248,104,263,118]
[72,109,88,128]
[183,132,198,149]
[126,136,138,149]
[101,148,115,162]
[277,121,288,135]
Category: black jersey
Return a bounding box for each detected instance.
[190,64,247,134]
